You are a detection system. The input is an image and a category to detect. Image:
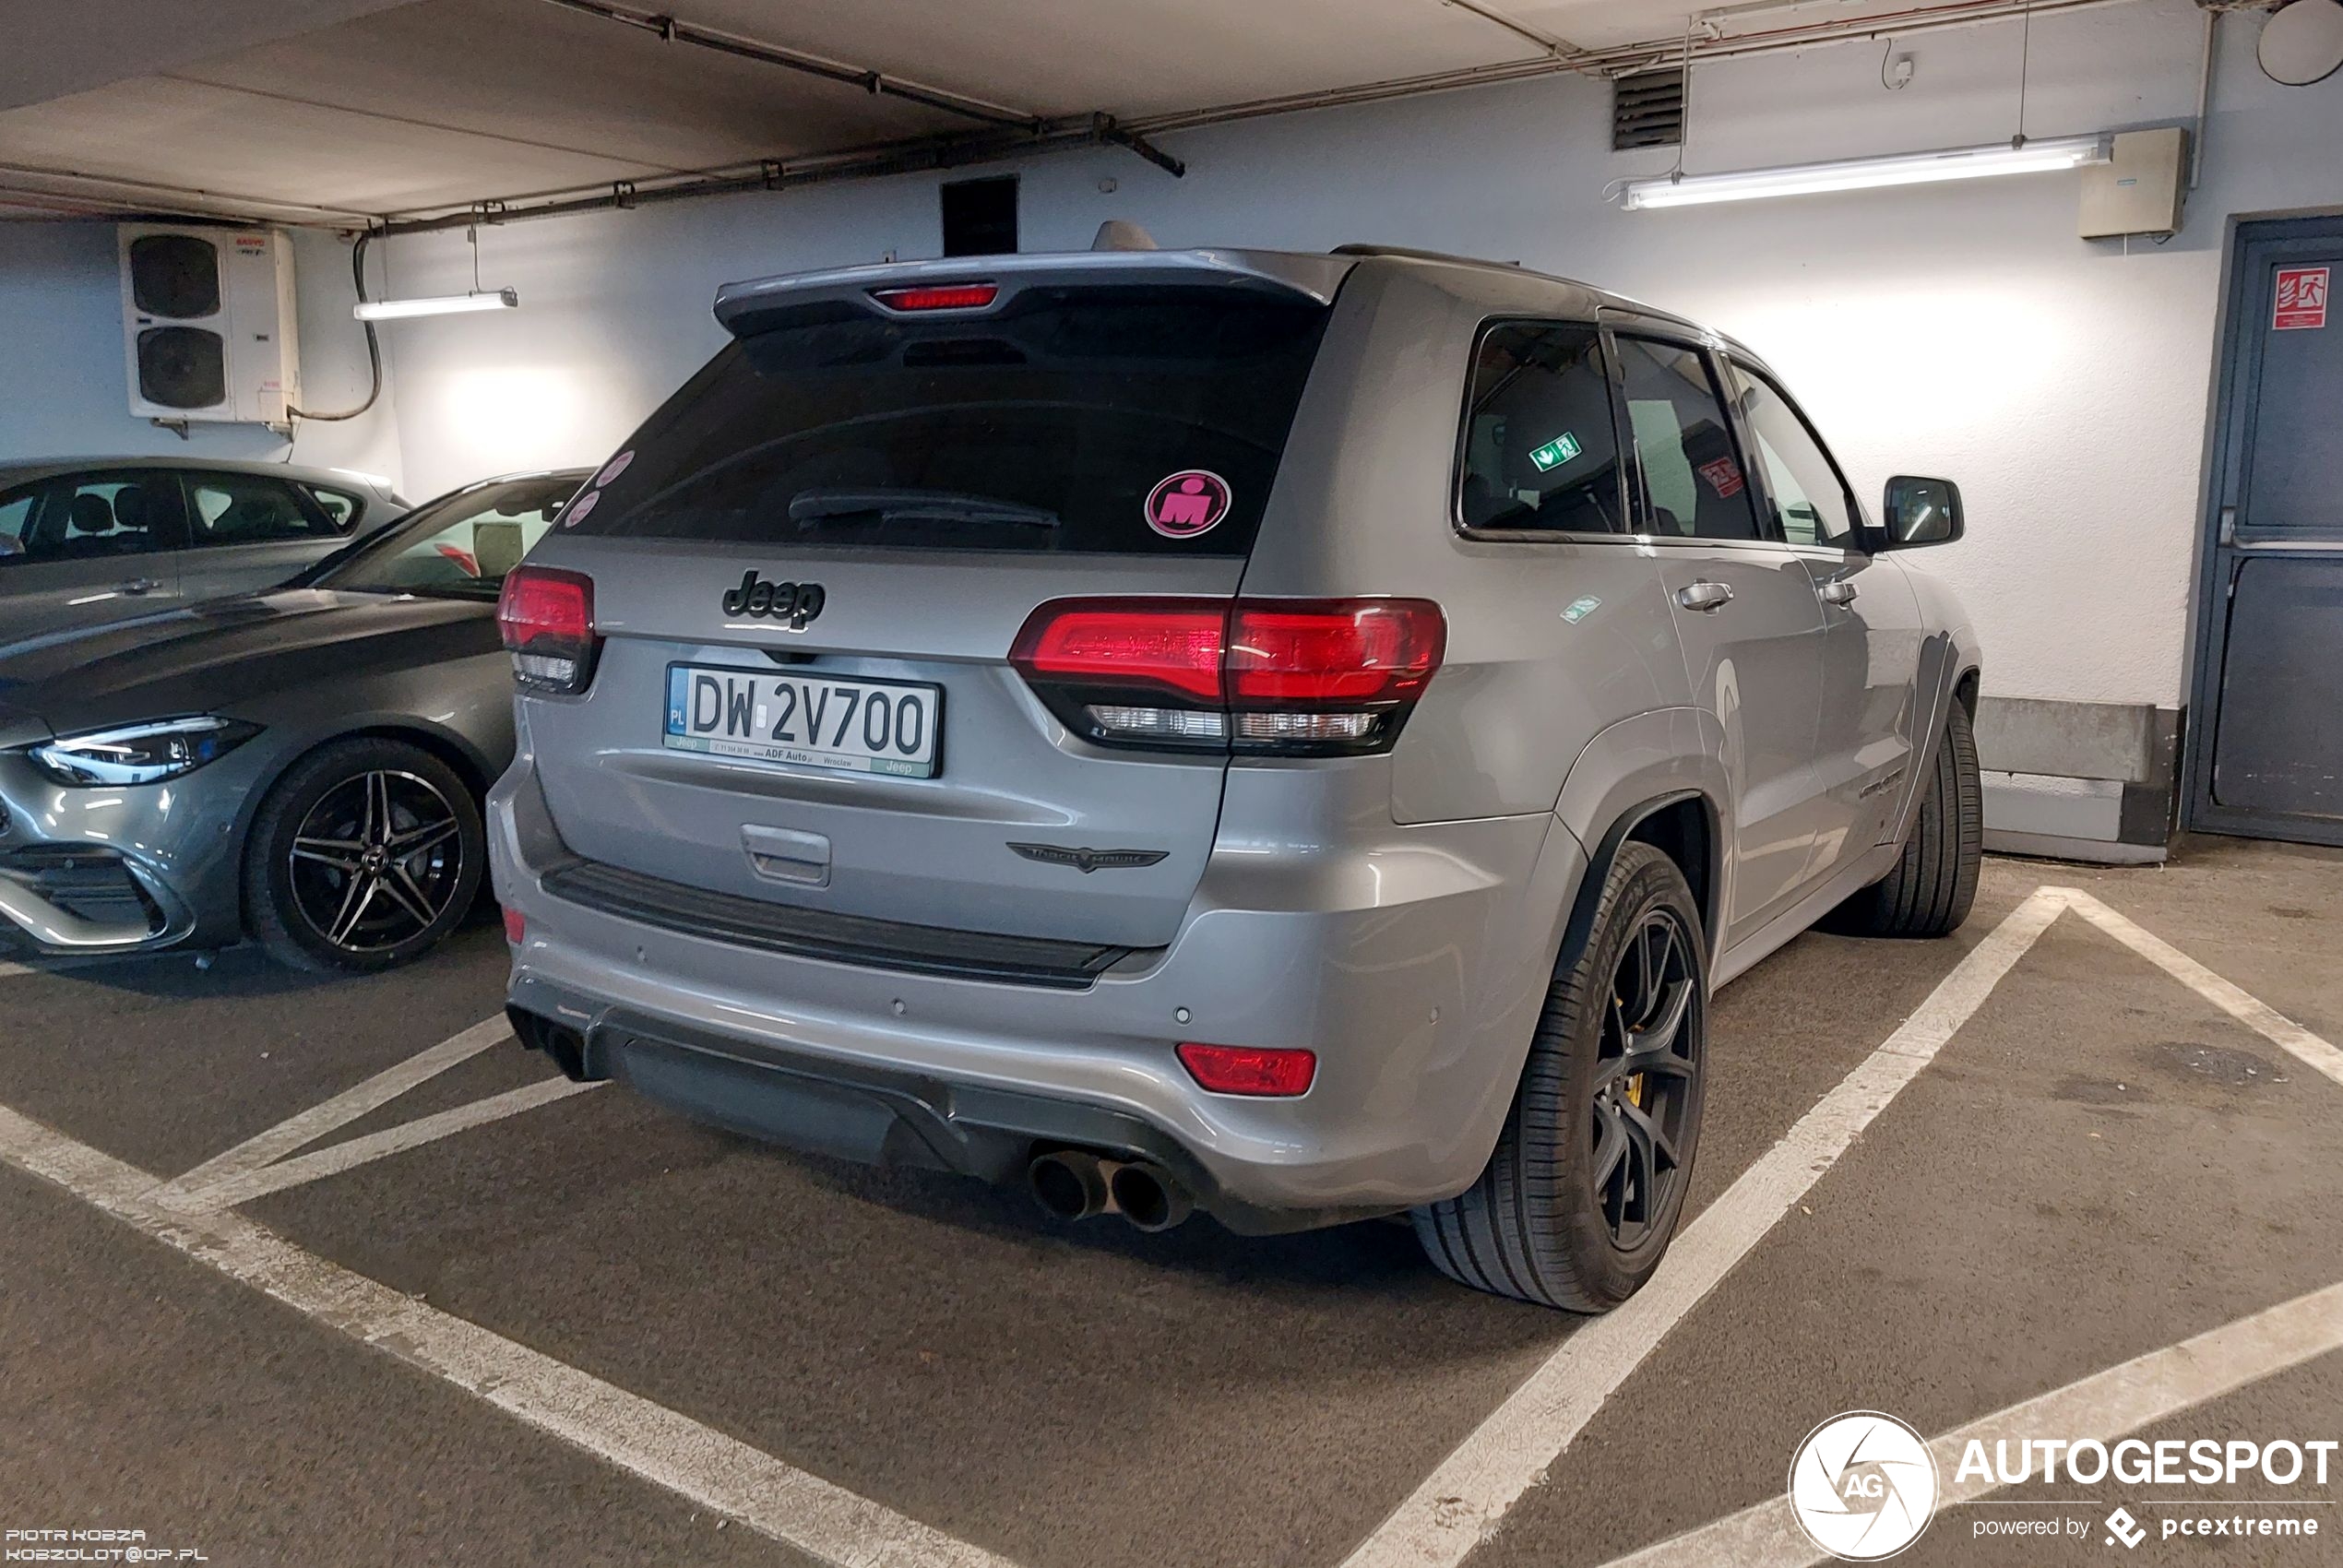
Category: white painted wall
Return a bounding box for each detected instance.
[0,222,403,487]
[3,0,2338,719]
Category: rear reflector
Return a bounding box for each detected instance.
[1011,597,1445,756]
[497,564,601,695]
[1177,1043,1317,1097]
[870,282,999,312]
[502,906,527,944]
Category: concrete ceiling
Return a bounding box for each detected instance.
[0,0,2094,227]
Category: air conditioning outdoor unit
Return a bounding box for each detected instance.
[118,224,302,426]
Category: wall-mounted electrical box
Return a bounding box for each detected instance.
[2079,127,2187,240]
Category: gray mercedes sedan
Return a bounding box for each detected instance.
[0,456,410,643]
[0,469,587,971]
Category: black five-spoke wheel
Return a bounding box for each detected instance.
[245,737,486,972]
[1590,908,1699,1249]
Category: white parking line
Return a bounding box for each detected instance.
[0,1096,1028,1568]
[165,1076,601,1214]
[0,960,31,980]
[1603,1277,2343,1567]
[150,1016,517,1209]
[1340,887,2074,1568]
[2059,888,2343,1090]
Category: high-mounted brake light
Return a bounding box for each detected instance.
[870,282,999,312]
[497,564,601,695]
[1178,1043,1317,1098]
[1010,597,1445,757]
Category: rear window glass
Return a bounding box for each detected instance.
[569,284,1331,556]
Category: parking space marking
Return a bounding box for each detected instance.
[151,1016,516,1209]
[1342,887,2074,1568]
[1601,1277,2343,1567]
[2059,888,2343,1090]
[163,1076,601,1214]
[0,1095,1029,1568]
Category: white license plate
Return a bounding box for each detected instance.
[663,664,941,778]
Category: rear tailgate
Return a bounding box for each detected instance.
[517,256,1345,951]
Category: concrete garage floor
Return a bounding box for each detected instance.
[0,842,2337,1567]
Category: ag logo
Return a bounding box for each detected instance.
[1789,1411,1938,1561]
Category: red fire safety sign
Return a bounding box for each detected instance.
[2274,266,2329,331]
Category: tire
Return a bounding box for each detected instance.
[244,736,484,973]
[1414,842,1708,1312]
[1827,701,1982,940]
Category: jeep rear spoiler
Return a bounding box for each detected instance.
[711,248,1354,339]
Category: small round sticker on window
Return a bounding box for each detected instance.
[561,488,601,528]
[1145,469,1232,539]
[593,449,634,489]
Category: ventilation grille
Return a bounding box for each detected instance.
[1612,69,1686,151]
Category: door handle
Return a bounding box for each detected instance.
[1819,579,1859,607]
[1676,580,1734,613]
[115,577,161,595]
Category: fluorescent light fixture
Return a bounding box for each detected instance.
[1620,135,2111,210]
[353,287,519,321]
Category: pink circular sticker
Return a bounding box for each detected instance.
[561,488,601,528]
[1144,469,1232,539]
[594,449,634,488]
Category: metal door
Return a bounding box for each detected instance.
[2190,217,2343,845]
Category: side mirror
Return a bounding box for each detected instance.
[1879,476,1963,548]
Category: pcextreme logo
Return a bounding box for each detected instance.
[1789,1411,1941,1561]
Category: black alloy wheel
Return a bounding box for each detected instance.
[1589,907,1700,1249]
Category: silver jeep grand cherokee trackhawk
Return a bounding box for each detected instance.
[491,243,1981,1311]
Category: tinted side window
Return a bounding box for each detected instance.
[17,474,177,563]
[0,491,32,564]
[1728,362,1857,547]
[1615,337,1758,541]
[1458,321,1625,534]
[300,484,365,532]
[187,474,336,547]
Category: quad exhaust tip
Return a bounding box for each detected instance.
[1027,1149,1192,1231]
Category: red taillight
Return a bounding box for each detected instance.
[870,282,999,312]
[502,906,526,944]
[497,564,600,695]
[1228,600,1445,705]
[1009,597,1445,755]
[1177,1043,1317,1098]
[1009,600,1226,703]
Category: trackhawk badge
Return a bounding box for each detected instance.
[1007,843,1171,873]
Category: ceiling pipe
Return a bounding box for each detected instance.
[538,0,1044,131]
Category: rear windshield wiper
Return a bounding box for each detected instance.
[786,487,1060,530]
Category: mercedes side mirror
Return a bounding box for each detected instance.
[1879,475,1963,548]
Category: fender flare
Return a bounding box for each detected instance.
[1549,706,1732,970]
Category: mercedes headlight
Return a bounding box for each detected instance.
[28,716,260,787]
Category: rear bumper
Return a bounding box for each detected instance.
[490,755,1583,1224]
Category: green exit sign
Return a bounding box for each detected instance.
[1528,432,1582,472]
